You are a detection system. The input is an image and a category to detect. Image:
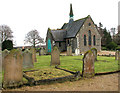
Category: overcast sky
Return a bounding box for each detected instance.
[0,0,119,46]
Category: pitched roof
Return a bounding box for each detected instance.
[66,18,86,38]
[51,29,66,41]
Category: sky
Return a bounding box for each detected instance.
[0,0,119,46]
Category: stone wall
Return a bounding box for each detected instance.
[77,16,101,53]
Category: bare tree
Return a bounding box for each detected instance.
[0,25,13,42]
[24,29,44,48]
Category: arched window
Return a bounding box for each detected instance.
[93,35,96,46]
[84,35,86,46]
[88,30,91,45]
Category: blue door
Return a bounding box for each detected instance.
[48,39,51,53]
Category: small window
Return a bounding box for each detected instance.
[59,42,61,47]
[88,30,91,46]
[84,35,87,46]
[88,23,91,26]
[93,35,96,46]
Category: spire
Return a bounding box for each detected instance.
[69,4,74,18]
[69,4,74,24]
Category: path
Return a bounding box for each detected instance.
[3,73,119,91]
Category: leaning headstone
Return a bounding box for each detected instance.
[82,50,95,78]
[3,49,23,88]
[23,49,33,69]
[115,50,119,60]
[91,48,97,61]
[67,46,72,56]
[2,49,9,70]
[51,46,60,66]
[30,47,37,63]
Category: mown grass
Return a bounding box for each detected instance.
[24,55,118,73]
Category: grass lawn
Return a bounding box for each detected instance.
[24,55,119,73]
[1,55,119,84]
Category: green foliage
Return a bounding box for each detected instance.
[2,40,13,51]
[102,28,112,46]
[23,55,118,73]
[116,46,120,50]
[101,46,107,50]
[106,42,118,50]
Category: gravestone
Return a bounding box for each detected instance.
[3,49,23,88]
[75,48,80,56]
[91,48,97,61]
[51,46,60,66]
[23,49,33,69]
[115,50,119,60]
[67,46,72,56]
[2,49,9,70]
[39,48,45,56]
[82,50,95,78]
[30,48,37,63]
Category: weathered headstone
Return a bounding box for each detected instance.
[30,48,37,62]
[115,50,119,60]
[2,49,9,70]
[3,49,23,88]
[51,46,60,66]
[23,49,33,69]
[91,48,97,61]
[67,46,72,56]
[82,50,95,78]
[39,48,45,56]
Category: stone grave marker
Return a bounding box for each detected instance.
[75,48,80,56]
[23,49,33,69]
[67,46,72,56]
[51,46,60,66]
[39,48,45,56]
[2,49,9,70]
[82,50,95,78]
[91,48,97,61]
[3,49,23,88]
[30,47,37,62]
[115,50,119,60]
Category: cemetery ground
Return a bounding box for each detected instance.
[2,53,119,91]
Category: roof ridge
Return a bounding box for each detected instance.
[74,16,88,22]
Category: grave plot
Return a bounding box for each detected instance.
[23,68,73,81]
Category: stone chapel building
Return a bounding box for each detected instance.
[46,4,101,54]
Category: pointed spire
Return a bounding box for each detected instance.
[69,4,74,17]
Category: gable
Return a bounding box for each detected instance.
[51,30,66,42]
[77,15,101,38]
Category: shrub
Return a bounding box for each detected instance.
[106,41,118,50]
[2,40,13,51]
[102,46,107,50]
[116,46,120,50]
